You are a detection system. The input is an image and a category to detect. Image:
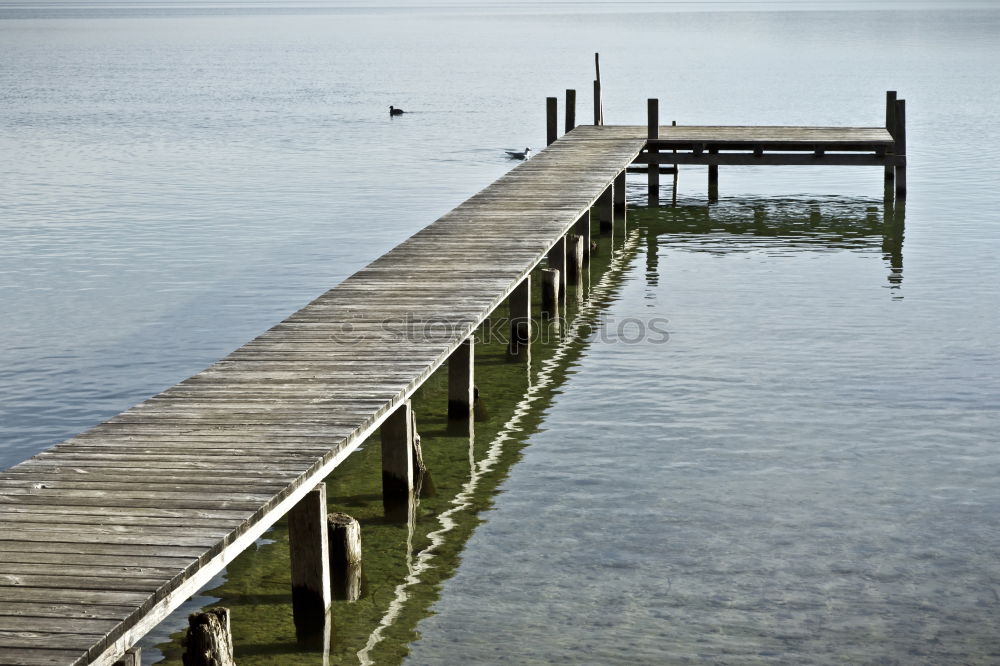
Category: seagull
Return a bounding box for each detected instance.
[505,147,530,160]
[389,105,404,116]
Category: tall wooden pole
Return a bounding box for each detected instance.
[885,90,897,184]
[894,99,906,198]
[546,96,558,146]
[565,89,576,133]
[647,98,659,205]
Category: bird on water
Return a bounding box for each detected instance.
[505,147,530,160]
[389,105,404,116]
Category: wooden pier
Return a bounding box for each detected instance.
[0,92,905,665]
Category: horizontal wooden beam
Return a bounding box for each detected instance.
[633,153,905,167]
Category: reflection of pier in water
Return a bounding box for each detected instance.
[642,195,906,296]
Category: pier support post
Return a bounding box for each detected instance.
[184,609,236,666]
[565,89,576,133]
[598,184,614,233]
[448,338,474,420]
[548,235,567,301]
[508,276,531,356]
[894,99,906,199]
[328,512,363,602]
[648,98,659,205]
[566,233,584,286]
[546,97,558,146]
[885,90,897,184]
[541,268,560,319]
[113,648,141,666]
[614,170,626,221]
[575,210,591,263]
[288,483,331,632]
[708,148,719,202]
[381,401,414,518]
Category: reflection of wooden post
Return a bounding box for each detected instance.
[540,268,560,319]
[648,98,659,205]
[328,512,363,602]
[896,100,907,191]
[671,120,678,207]
[884,90,897,184]
[508,276,531,356]
[566,234,584,286]
[575,210,591,264]
[546,97,558,146]
[288,483,331,631]
[114,648,141,666]
[448,338,474,420]
[184,609,236,666]
[565,89,576,133]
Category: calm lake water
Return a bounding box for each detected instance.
[2,1,999,664]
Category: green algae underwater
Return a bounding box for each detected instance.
[153,198,900,665]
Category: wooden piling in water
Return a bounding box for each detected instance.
[288,483,331,630]
[447,338,474,420]
[885,90,897,183]
[548,235,567,301]
[328,512,363,602]
[614,169,626,220]
[565,89,576,133]
[113,648,141,666]
[541,268,560,318]
[708,147,719,201]
[183,609,235,666]
[575,210,591,263]
[546,96,558,146]
[597,183,614,234]
[509,276,531,356]
[566,233,584,285]
[647,98,659,205]
[894,98,906,198]
[593,80,601,125]
[381,402,414,500]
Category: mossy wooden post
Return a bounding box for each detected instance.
[288,483,331,633]
[508,276,531,356]
[381,401,414,519]
[540,268,560,319]
[448,337,474,420]
[575,210,591,264]
[566,233,584,286]
[183,608,235,666]
[885,90,897,184]
[546,96,558,146]
[565,89,576,133]
[548,235,567,303]
[113,648,140,666]
[614,169,626,221]
[328,512,363,602]
[647,98,659,205]
[894,98,906,198]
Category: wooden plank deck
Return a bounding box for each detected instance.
[0,128,646,666]
[0,119,900,665]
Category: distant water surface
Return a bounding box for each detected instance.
[1,2,999,664]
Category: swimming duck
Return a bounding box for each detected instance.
[505,147,530,160]
[389,105,404,116]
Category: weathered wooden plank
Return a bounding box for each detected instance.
[0,646,87,666]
